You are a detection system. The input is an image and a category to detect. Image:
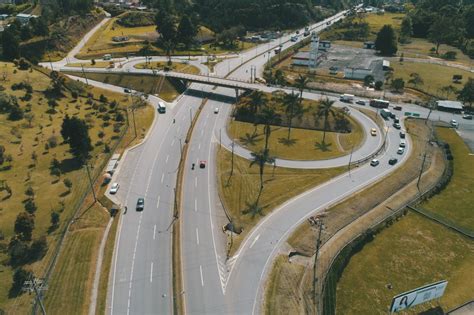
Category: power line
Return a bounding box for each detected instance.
[23,275,48,315]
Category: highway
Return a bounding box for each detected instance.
[42,4,474,314]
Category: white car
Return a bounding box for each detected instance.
[214,108,219,114]
[450,119,459,127]
[397,147,405,155]
[109,182,120,194]
[370,159,379,166]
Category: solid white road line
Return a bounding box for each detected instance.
[127,213,142,315]
[150,262,153,283]
[156,195,161,208]
[249,234,260,249]
[153,225,156,240]
[199,265,204,287]
[161,173,165,183]
[196,228,200,245]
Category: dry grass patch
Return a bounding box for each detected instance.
[217,148,345,255]
[134,61,200,74]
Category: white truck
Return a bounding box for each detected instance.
[339,94,354,103]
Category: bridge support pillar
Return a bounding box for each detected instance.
[235,88,240,100]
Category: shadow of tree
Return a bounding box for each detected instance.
[315,141,332,152]
[239,133,262,146]
[278,137,298,146]
[59,157,81,173]
[242,201,265,218]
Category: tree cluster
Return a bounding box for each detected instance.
[60,115,92,164]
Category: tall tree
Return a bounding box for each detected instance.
[1,28,20,60]
[316,98,336,144]
[14,212,35,241]
[294,75,310,104]
[60,115,92,164]
[400,15,413,40]
[375,25,398,56]
[249,148,275,207]
[156,11,177,43]
[177,14,197,48]
[281,92,301,140]
[458,78,474,108]
[428,16,458,54]
[259,106,281,151]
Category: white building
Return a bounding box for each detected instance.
[16,13,37,24]
[291,36,329,67]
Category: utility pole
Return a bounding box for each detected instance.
[81,63,89,86]
[230,141,235,177]
[417,152,428,192]
[85,163,97,202]
[348,144,354,177]
[313,220,323,315]
[129,94,137,137]
[23,276,48,315]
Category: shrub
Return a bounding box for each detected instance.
[24,199,37,214]
[8,237,29,265]
[47,135,58,148]
[11,267,32,294]
[29,237,48,260]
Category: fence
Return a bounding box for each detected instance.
[31,68,130,314]
[319,134,454,315]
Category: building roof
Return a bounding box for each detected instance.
[437,100,464,110]
[383,60,390,67]
[292,51,311,60]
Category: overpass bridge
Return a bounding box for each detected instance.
[60,67,259,98]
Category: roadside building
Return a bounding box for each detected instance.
[344,59,383,81]
[382,60,390,70]
[436,100,464,113]
[319,40,331,51]
[364,41,376,49]
[16,13,37,24]
[0,14,9,20]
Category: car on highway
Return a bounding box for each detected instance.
[136,197,145,211]
[124,88,132,93]
[393,117,400,123]
[397,147,405,155]
[109,183,120,194]
[214,108,219,114]
[393,106,402,111]
[399,139,406,148]
[370,159,379,167]
[393,122,401,129]
[388,158,398,165]
[450,119,459,127]
[370,128,377,136]
[463,114,473,120]
[199,160,207,169]
[400,131,406,139]
[356,100,366,105]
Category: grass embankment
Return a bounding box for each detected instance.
[391,62,473,100]
[263,119,445,314]
[63,71,182,102]
[76,15,253,59]
[336,213,474,314]
[65,61,114,68]
[217,149,345,256]
[134,61,200,74]
[0,62,153,313]
[227,119,363,161]
[420,128,474,231]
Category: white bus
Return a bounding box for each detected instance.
[370,99,390,108]
[157,101,166,114]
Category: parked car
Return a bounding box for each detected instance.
[450,119,459,127]
[388,158,398,165]
[397,147,405,155]
[462,114,473,120]
[400,131,406,139]
[109,183,120,194]
[370,128,377,136]
[136,197,145,211]
[370,159,379,166]
[356,100,366,105]
[393,123,401,129]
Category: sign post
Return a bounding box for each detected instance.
[389,280,448,313]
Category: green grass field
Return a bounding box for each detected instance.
[391,62,473,99]
[364,12,404,37]
[0,62,154,313]
[63,71,182,102]
[419,128,474,230]
[336,212,474,314]
[134,61,200,74]
[217,148,345,255]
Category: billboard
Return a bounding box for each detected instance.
[389,280,448,313]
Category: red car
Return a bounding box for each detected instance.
[199,160,206,169]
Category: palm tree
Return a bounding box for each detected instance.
[249,148,275,206]
[259,106,281,151]
[316,98,336,145]
[281,92,302,140]
[248,90,267,115]
[163,40,175,66]
[295,74,310,104]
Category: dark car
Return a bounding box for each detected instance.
[356,100,366,105]
[393,106,402,111]
[199,160,207,169]
[389,158,398,165]
[400,131,406,139]
[136,198,145,211]
[389,113,396,119]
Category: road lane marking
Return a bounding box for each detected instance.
[196,228,200,245]
[161,173,165,183]
[156,195,160,208]
[249,234,260,249]
[150,262,153,283]
[198,143,201,150]
[177,126,181,133]
[194,199,197,212]
[195,177,197,187]
[153,225,156,240]
[127,213,142,315]
[166,155,169,163]
[171,139,175,146]
[200,265,204,286]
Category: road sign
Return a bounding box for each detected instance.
[389,280,448,313]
